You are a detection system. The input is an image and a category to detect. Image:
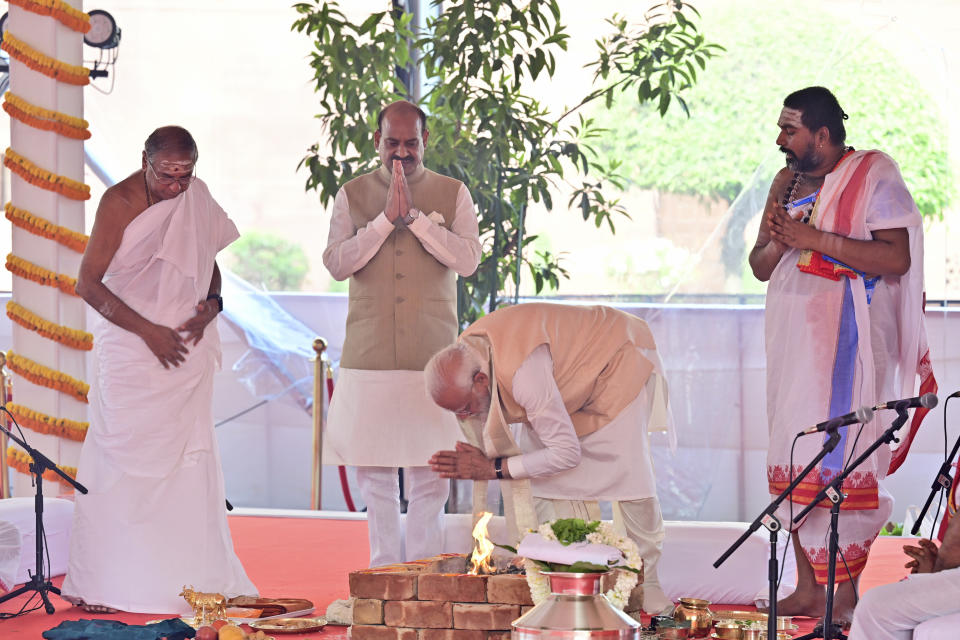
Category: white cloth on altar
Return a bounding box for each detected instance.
[0,520,19,593]
[504,345,672,501]
[61,179,256,614]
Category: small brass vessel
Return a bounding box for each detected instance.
[672,598,713,638]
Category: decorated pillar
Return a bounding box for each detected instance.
[1,0,91,496]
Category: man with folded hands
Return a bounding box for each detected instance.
[426,302,675,614]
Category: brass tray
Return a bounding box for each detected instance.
[713,610,768,622]
[250,617,327,634]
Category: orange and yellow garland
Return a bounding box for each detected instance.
[7,301,94,351]
[0,31,89,86]
[7,0,92,34]
[5,202,88,253]
[6,446,77,484]
[3,92,91,140]
[6,253,78,296]
[4,148,91,201]
[4,402,88,442]
[1,3,94,488]
[5,351,89,402]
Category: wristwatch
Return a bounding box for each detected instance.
[403,208,420,225]
[494,457,504,480]
[206,293,223,313]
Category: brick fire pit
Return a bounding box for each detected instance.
[348,554,643,640]
[349,554,534,640]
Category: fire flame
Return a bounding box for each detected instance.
[468,511,495,575]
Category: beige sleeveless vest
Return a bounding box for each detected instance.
[461,303,657,437]
[341,165,463,370]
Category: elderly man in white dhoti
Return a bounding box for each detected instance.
[60,126,256,614]
[425,303,676,615]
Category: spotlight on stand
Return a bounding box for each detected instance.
[85,9,121,80]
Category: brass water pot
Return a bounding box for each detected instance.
[672,598,712,638]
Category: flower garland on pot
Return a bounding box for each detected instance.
[504,518,642,610]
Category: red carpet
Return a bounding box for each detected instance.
[0,516,911,637]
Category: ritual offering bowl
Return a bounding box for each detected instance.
[657,625,691,640]
[672,598,713,638]
[712,621,743,639]
[774,617,795,631]
[738,626,764,640]
[512,572,639,640]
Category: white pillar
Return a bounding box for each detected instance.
[6,1,87,497]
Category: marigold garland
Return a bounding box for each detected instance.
[5,202,89,253]
[3,93,91,140]
[6,351,89,403]
[4,403,88,442]
[0,32,90,86]
[7,446,78,484]
[4,148,91,201]
[6,301,93,351]
[6,253,79,297]
[7,0,92,34]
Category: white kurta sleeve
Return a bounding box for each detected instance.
[504,344,582,479]
[406,183,481,277]
[322,188,395,281]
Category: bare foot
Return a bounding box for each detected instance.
[830,581,857,630]
[61,595,118,614]
[82,604,119,614]
[759,586,826,618]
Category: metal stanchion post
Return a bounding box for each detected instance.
[0,353,10,499]
[311,338,328,510]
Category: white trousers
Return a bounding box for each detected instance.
[847,567,960,640]
[356,466,449,567]
[534,496,672,615]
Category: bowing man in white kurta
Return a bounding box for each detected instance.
[427,303,676,615]
[62,127,255,614]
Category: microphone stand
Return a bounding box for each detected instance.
[0,420,87,615]
[715,430,843,640]
[910,396,957,536]
[792,407,911,640]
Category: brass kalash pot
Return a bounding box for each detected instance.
[672,598,713,638]
[512,572,639,640]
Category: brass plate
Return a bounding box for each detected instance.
[713,610,768,622]
[250,617,327,634]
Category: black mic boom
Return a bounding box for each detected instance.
[799,406,874,436]
[872,392,938,412]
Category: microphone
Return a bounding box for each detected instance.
[872,393,938,412]
[798,406,874,436]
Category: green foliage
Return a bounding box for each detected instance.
[593,3,953,219]
[227,231,309,291]
[550,518,600,545]
[292,0,721,323]
[880,521,905,536]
